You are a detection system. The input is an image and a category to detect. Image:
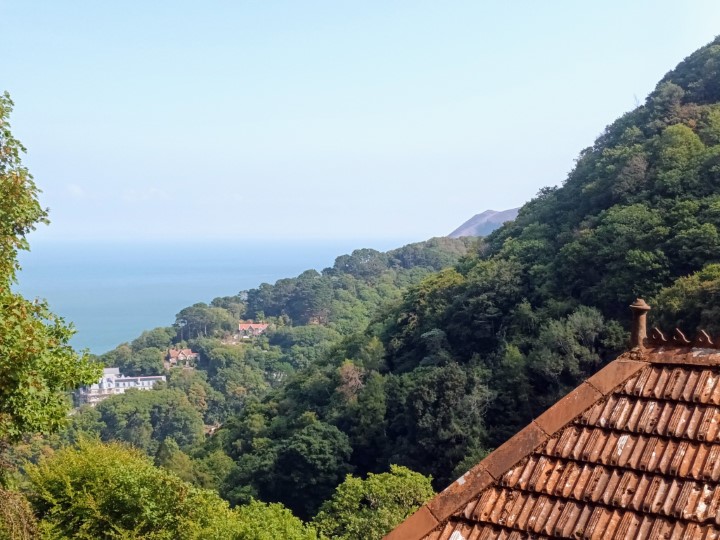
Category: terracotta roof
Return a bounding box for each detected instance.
[238,323,269,331]
[167,348,198,359]
[386,309,720,539]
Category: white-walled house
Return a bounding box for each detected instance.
[76,367,166,406]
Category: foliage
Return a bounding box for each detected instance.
[26,439,244,540]
[0,92,100,447]
[233,500,320,540]
[0,488,37,540]
[312,465,434,540]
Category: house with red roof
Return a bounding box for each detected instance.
[165,348,199,369]
[238,321,269,339]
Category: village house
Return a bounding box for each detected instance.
[165,348,199,369]
[76,367,166,407]
[388,299,720,539]
[238,321,269,339]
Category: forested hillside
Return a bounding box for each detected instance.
[209,35,720,519]
[5,36,720,540]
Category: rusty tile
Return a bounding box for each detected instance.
[527,456,553,493]
[682,369,701,402]
[514,456,538,491]
[585,466,612,503]
[652,368,671,399]
[613,512,640,540]
[667,367,689,400]
[625,435,649,470]
[672,481,694,518]
[487,488,510,524]
[571,464,593,501]
[704,407,720,441]
[703,484,720,521]
[469,487,499,522]
[550,425,580,458]
[384,505,438,540]
[541,499,565,536]
[669,441,689,476]
[682,482,705,521]
[599,469,623,506]
[689,443,710,479]
[656,438,677,475]
[685,406,705,439]
[613,433,637,467]
[661,479,681,516]
[570,505,593,538]
[622,399,646,431]
[570,428,592,461]
[554,461,582,499]
[630,474,650,511]
[654,402,675,435]
[710,375,720,406]
[667,403,691,437]
[502,489,528,528]
[552,500,579,537]
[695,370,719,403]
[534,382,602,436]
[583,506,611,539]
[607,396,631,429]
[512,492,537,531]
[527,495,552,534]
[597,430,620,465]
[701,445,720,481]
[637,400,662,434]
[543,460,566,495]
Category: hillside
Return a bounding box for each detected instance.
[447,207,520,238]
[208,35,720,518]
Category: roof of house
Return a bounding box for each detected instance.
[386,304,720,540]
[238,322,269,330]
[167,348,197,359]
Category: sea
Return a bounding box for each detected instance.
[15,239,408,355]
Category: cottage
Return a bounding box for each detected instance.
[76,367,166,407]
[238,322,269,339]
[165,348,199,369]
[388,299,720,539]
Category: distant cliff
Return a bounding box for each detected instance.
[447,208,520,238]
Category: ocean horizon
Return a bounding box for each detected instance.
[15,238,412,354]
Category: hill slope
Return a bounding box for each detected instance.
[214,35,720,519]
[448,208,520,238]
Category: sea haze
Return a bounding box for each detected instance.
[15,239,408,355]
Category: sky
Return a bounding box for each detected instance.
[2,1,720,243]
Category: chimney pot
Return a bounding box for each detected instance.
[630,298,651,349]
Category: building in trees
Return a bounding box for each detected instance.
[238,321,269,338]
[76,367,166,406]
[165,348,199,369]
[388,301,720,539]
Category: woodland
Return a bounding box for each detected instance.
[3,36,720,540]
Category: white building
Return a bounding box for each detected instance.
[76,367,166,406]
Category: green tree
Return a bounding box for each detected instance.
[0,92,100,447]
[233,500,319,540]
[26,439,243,539]
[312,465,434,540]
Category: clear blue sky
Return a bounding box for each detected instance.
[2,1,719,242]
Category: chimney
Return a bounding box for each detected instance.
[630,298,651,349]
